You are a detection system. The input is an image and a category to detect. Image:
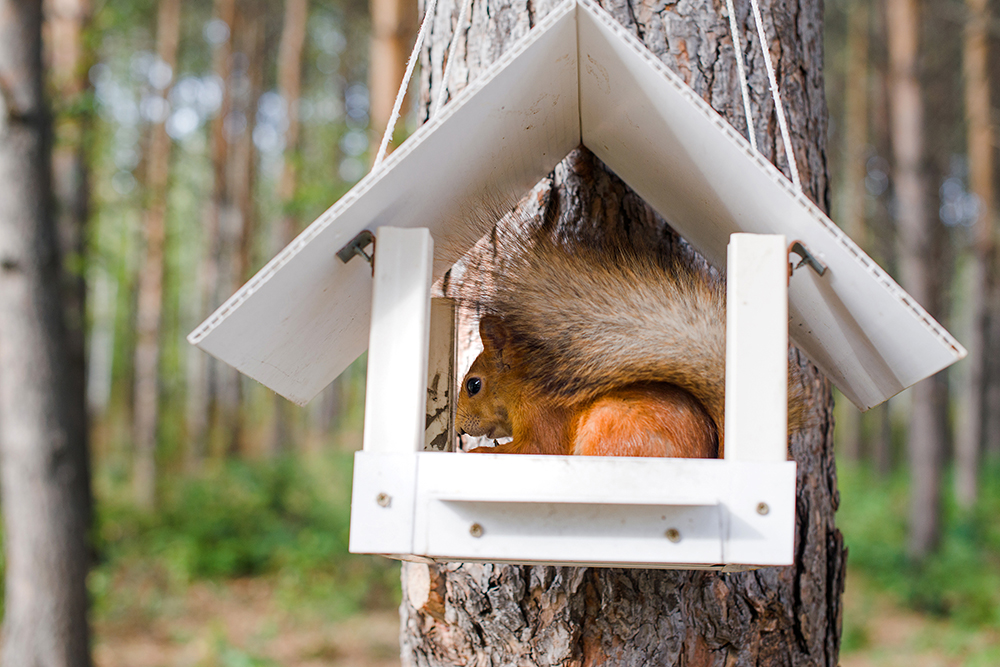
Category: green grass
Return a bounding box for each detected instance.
[91,452,400,620]
[837,457,1000,628]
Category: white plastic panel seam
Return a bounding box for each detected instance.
[724,234,788,462]
[362,227,434,454]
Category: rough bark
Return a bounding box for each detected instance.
[956,0,995,509]
[400,1,844,665]
[0,0,92,663]
[133,0,182,510]
[886,0,942,559]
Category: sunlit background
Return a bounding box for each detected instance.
[13,0,1000,664]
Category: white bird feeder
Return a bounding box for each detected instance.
[188,0,965,569]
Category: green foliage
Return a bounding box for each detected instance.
[838,458,1000,627]
[92,453,399,618]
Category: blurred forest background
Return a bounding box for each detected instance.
[0,0,998,664]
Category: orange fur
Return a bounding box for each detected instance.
[572,384,717,458]
[454,224,808,457]
[461,318,718,458]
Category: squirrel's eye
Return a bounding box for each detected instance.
[465,377,482,397]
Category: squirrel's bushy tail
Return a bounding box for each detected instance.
[461,229,730,441]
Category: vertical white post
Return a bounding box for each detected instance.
[724,233,788,461]
[425,297,457,451]
[362,227,434,453]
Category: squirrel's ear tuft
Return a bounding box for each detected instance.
[479,315,509,350]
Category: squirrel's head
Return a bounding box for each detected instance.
[456,316,514,440]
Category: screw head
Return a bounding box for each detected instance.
[665,528,681,543]
[757,502,769,515]
[376,492,391,508]
[469,523,484,538]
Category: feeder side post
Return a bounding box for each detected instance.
[362,226,434,453]
[724,233,788,461]
[425,297,457,451]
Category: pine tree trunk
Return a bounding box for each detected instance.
[835,0,869,464]
[133,0,182,509]
[268,0,309,457]
[886,0,942,559]
[46,0,94,530]
[370,0,416,155]
[187,0,236,469]
[400,1,844,665]
[956,0,995,509]
[222,4,264,457]
[0,0,92,663]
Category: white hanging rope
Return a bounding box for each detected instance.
[373,0,440,169]
[725,0,757,153]
[747,0,802,191]
[432,0,473,116]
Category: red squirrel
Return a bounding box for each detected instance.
[453,227,806,458]
[454,230,731,458]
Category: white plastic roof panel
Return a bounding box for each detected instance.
[187,1,581,404]
[189,0,965,410]
[573,1,964,408]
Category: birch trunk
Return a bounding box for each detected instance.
[0,0,92,663]
[956,0,995,509]
[886,0,942,559]
[400,1,844,665]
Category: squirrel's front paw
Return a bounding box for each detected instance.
[470,440,522,454]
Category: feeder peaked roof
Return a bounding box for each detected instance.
[188,0,965,411]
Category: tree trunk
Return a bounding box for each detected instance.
[400,1,844,665]
[0,0,92,663]
[276,0,308,244]
[956,0,995,509]
[220,3,265,458]
[187,0,236,469]
[873,402,893,477]
[369,0,416,157]
[133,0,182,509]
[988,282,1000,456]
[886,0,942,559]
[835,0,869,464]
[45,0,94,529]
[268,0,309,457]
